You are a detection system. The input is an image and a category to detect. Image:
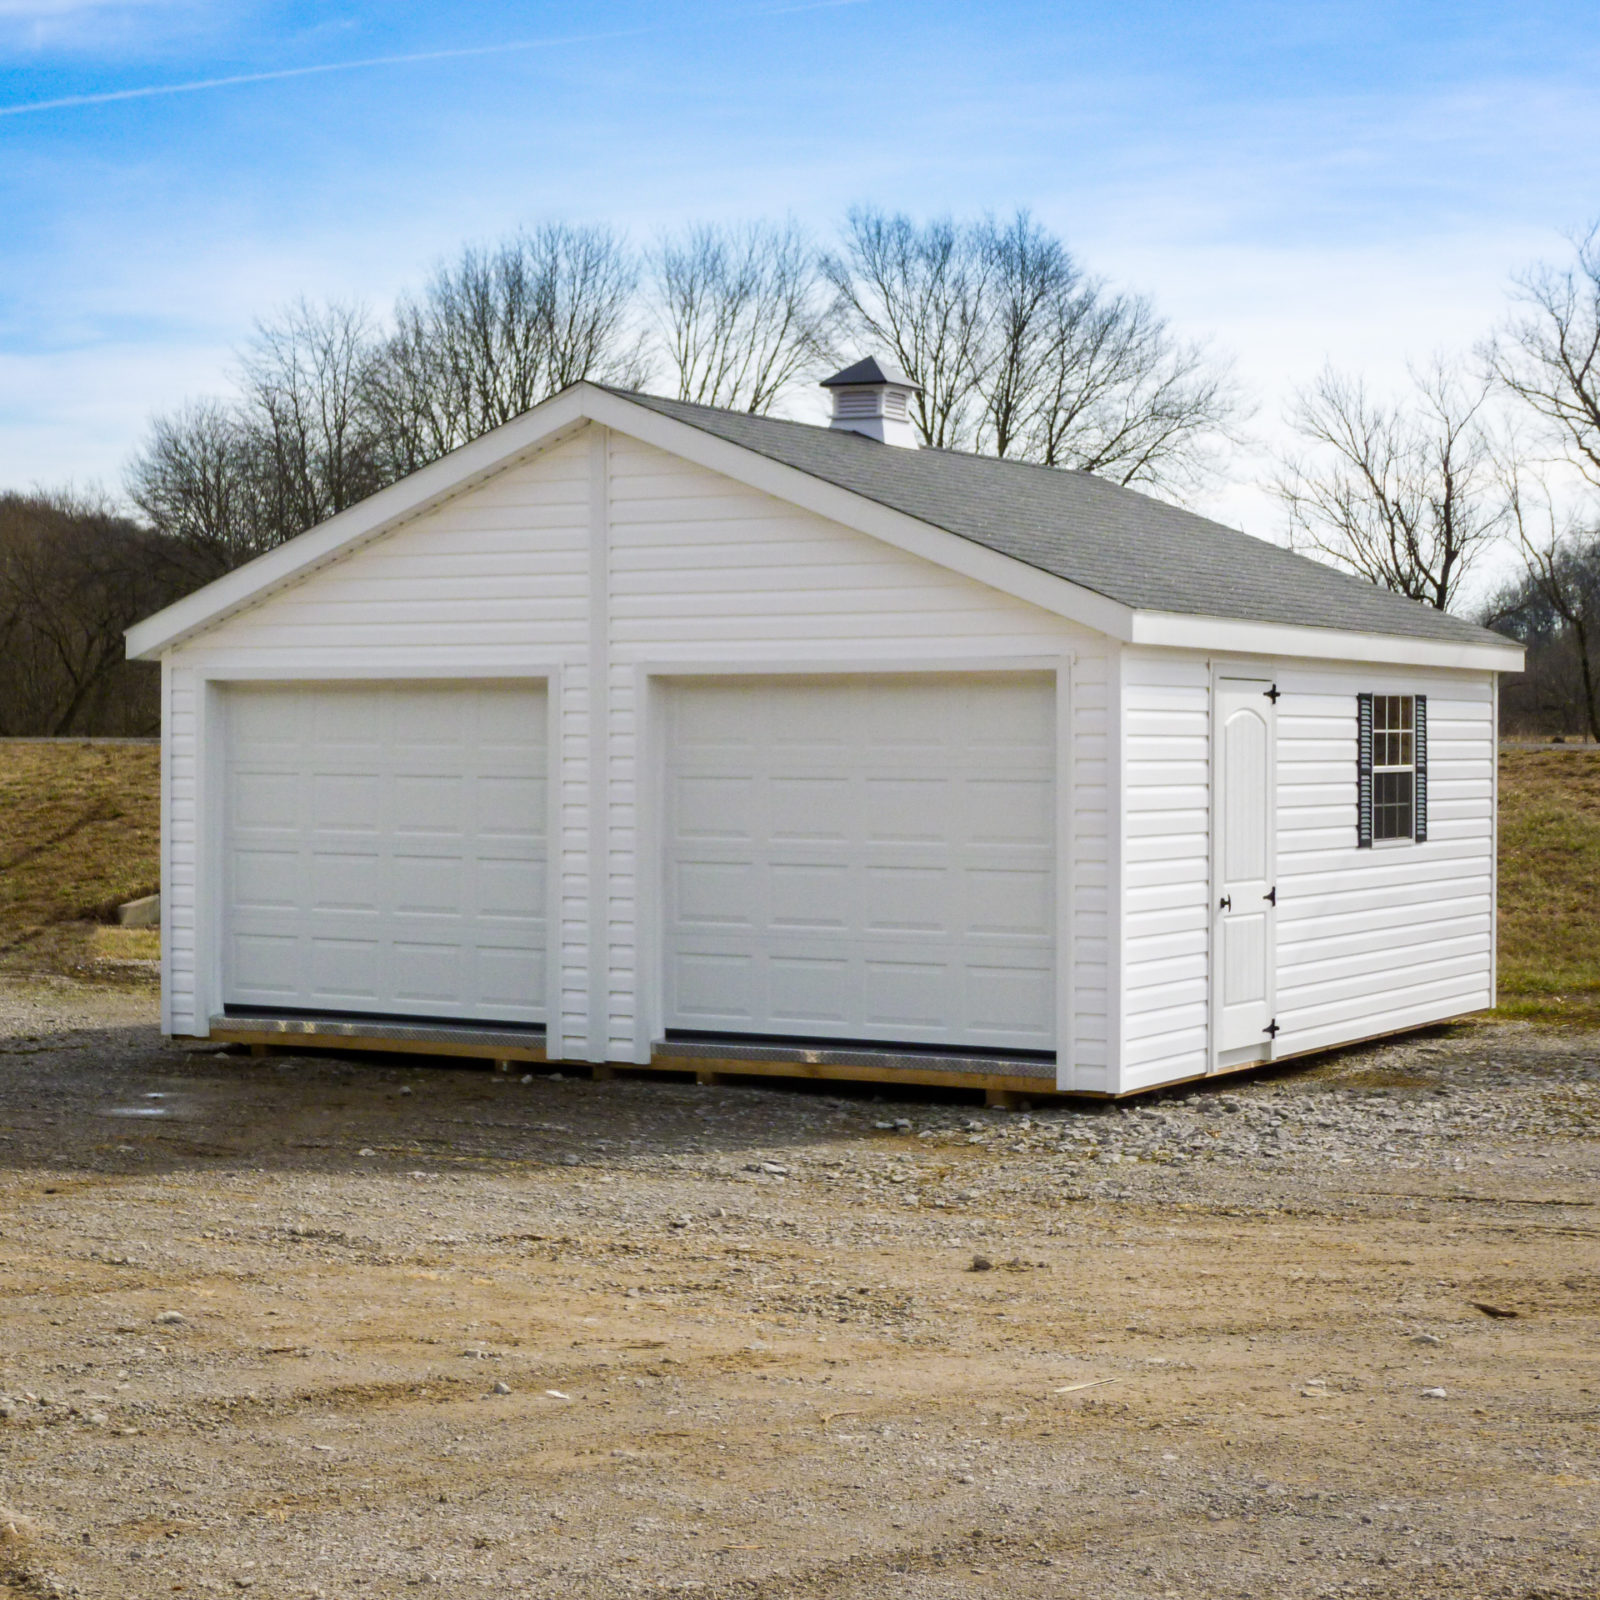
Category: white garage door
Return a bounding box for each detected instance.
[223,682,547,1025]
[663,674,1055,1051]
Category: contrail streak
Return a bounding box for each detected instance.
[0,26,652,119]
[0,2,871,120]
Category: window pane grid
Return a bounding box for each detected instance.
[1373,770,1414,841]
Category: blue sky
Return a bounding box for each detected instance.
[2,0,1598,548]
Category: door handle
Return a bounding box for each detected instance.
[1219,895,1231,911]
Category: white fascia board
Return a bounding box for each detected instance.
[1128,609,1524,673]
[578,389,1133,638]
[126,393,595,659]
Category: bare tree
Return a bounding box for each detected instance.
[650,220,826,412]
[1486,226,1600,489]
[821,207,994,450]
[381,224,646,464]
[972,211,1076,459]
[1023,292,1237,491]
[823,206,1240,486]
[239,299,388,541]
[127,399,272,578]
[1275,360,1505,610]
[1488,470,1600,741]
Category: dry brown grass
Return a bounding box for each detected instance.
[1495,745,1600,1028]
[0,740,159,979]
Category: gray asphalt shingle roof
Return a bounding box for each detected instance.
[612,388,1504,648]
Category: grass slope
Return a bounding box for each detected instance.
[2,739,1596,1024]
[1496,746,1600,1027]
[0,741,160,977]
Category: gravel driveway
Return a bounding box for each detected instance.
[0,979,1596,1598]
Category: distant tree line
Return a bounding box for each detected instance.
[126,209,1243,577]
[1274,226,1600,737]
[3,212,1598,737]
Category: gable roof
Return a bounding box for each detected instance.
[127,380,1521,669]
[613,390,1502,651]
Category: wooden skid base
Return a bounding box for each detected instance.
[207,1028,1063,1098]
[214,1028,547,1065]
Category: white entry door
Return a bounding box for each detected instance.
[222,681,548,1024]
[1213,677,1276,1060]
[662,674,1056,1052]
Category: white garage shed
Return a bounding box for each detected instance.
[126,361,1522,1099]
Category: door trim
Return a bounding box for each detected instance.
[1209,666,1278,1074]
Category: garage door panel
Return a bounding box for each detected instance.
[770,776,851,840]
[477,776,546,835]
[968,688,1054,748]
[673,951,758,1023]
[863,777,952,841]
[966,866,1053,937]
[677,860,758,927]
[309,772,380,829]
[231,691,302,744]
[476,859,545,920]
[230,933,299,998]
[478,945,546,1006]
[770,863,851,929]
[967,963,1054,1044]
[768,954,852,1025]
[664,674,1055,1051]
[675,775,757,839]
[307,851,379,911]
[392,857,466,917]
[233,771,301,828]
[233,851,301,910]
[966,776,1053,842]
[861,864,948,933]
[224,682,547,1025]
[392,775,465,832]
[861,957,951,1030]
[308,936,383,1000]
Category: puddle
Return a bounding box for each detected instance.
[102,1093,182,1120]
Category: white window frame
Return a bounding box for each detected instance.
[1371,692,1418,846]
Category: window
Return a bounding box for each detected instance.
[1372,694,1414,840]
[1357,692,1427,847]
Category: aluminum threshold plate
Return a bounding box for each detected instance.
[655,1037,1057,1081]
[213,1013,546,1050]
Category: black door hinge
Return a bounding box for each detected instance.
[1264,684,1280,702]
[1219,894,1231,911]
[1265,885,1276,906]
[1264,1019,1280,1039]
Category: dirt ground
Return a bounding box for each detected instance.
[0,982,1596,1600]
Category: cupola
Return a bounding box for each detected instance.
[821,356,921,447]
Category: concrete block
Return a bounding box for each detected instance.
[117,893,160,928]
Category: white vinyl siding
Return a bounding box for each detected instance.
[1274,668,1494,1052]
[1114,654,1495,1092]
[1119,651,1213,1091]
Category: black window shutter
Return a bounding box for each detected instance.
[1356,692,1373,848]
[1414,694,1428,842]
